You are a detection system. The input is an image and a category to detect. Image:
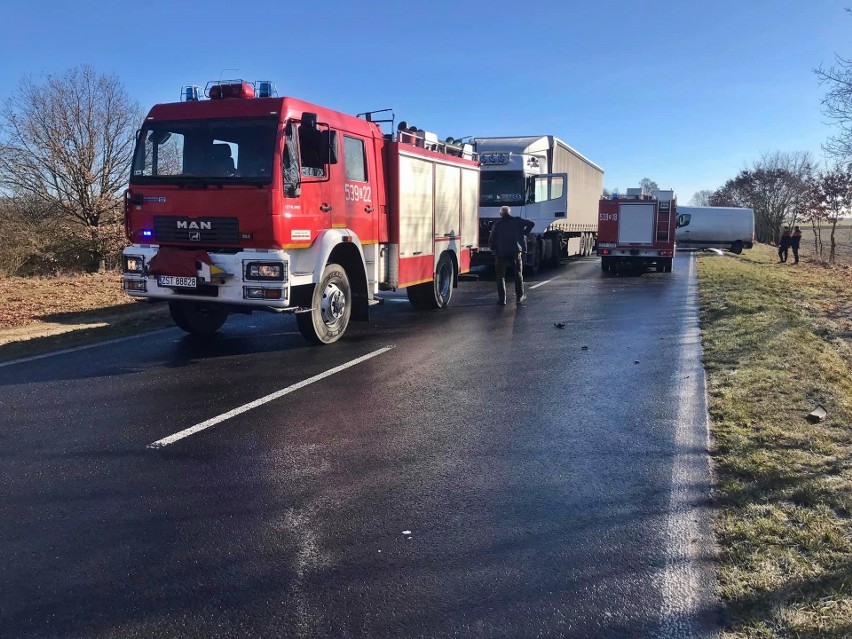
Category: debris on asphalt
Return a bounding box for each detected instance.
[581,346,589,350]
[554,323,566,329]
[634,360,640,364]
[402,530,412,535]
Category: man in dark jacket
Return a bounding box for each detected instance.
[489,206,535,305]
[791,225,802,264]
[778,227,791,263]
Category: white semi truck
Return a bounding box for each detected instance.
[470,136,604,272]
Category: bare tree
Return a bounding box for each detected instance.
[710,152,814,243]
[689,190,713,206]
[0,65,141,270]
[817,6,852,163]
[639,177,659,193]
[810,165,852,263]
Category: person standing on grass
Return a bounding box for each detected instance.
[778,226,791,263]
[489,205,535,305]
[791,226,802,264]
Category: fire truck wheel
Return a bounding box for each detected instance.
[296,263,352,344]
[663,258,673,273]
[730,241,743,255]
[407,253,455,309]
[169,301,228,336]
[601,257,611,272]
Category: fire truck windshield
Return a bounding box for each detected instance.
[479,170,526,207]
[130,118,277,185]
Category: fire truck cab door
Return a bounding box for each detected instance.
[527,173,568,229]
[338,133,378,242]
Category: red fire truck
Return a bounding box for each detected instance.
[596,188,677,273]
[122,80,480,344]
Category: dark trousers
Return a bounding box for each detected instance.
[495,251,524,301]
[791,244,799,263]
[778,245,788,262]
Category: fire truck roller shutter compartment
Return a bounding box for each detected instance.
[618,203,656,245]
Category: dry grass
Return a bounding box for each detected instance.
[698,243,852,638]
[0,272,135,329]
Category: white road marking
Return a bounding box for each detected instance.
[0,329,173,369]
[147,345,395,448]
[529,277,557,290]
[658,252,710,638]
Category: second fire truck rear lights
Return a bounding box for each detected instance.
[244,287,282,300]
[245,262,285,280]
[658,250,674,257]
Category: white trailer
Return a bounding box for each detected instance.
[471,135,604,271]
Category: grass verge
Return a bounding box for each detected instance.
[698,244,852,638]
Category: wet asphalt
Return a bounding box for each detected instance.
[1,253,719,639]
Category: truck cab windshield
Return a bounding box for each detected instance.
[130,118,278,184]
[479,170,525,207]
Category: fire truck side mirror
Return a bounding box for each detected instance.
[302,112,318,132]
[323,130,339,165]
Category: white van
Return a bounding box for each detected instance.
[675,206,755,254]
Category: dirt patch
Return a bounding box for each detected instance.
[0,272,173,361]
[0,272,136,328]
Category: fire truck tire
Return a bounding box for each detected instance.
[169,301,228,336]
[601,257,611,272]
[663,258,673,273]
[730,240,743,255]
[407,253,455,309]
[296,263,352,345]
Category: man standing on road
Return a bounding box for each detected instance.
[489,206,535,305]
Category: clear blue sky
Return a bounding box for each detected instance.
[1,0,847,201]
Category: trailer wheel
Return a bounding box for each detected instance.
[407,253,454,309]
[730,240,743,255]
[296,263,352,345]
[169,301,228,336]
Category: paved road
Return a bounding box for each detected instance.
[1,254,718,638]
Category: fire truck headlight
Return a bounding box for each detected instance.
[245,261,285,281]
[123,255,144,274]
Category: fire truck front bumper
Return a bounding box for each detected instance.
[121,246,298,309]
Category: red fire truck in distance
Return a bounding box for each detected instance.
[122,80,480,344]
[596,188,677,273]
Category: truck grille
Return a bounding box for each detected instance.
[154,216,240,244]
[479,218,498,246]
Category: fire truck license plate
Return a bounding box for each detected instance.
[157,275,197,288]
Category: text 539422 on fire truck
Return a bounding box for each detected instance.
[122,80,480,344]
